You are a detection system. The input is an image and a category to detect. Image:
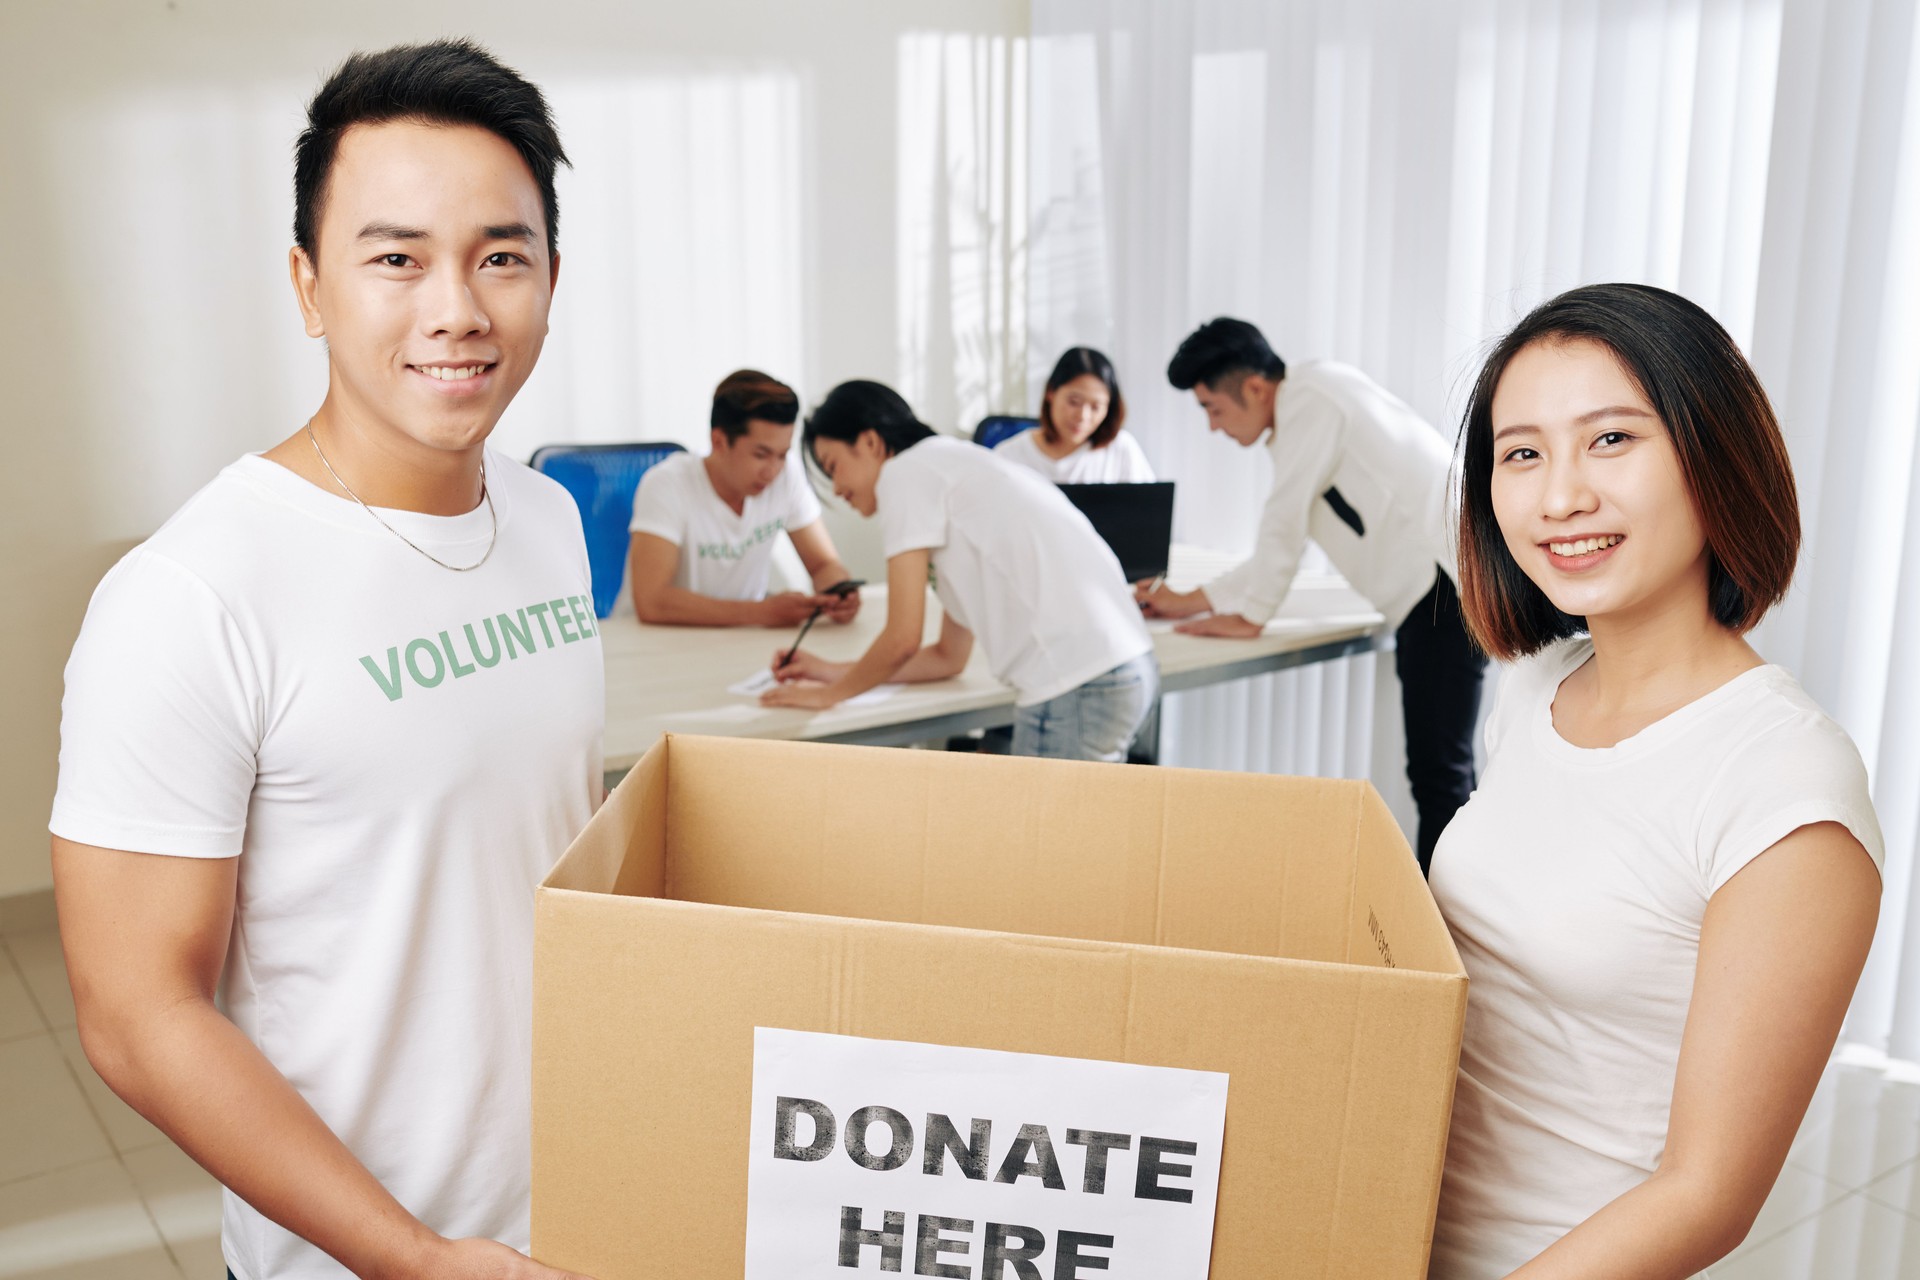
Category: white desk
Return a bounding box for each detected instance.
[599,547,1384,772]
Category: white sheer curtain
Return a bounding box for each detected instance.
[897,31,1030,437]
[1030,0,1920,1057]
[500,71,807,460]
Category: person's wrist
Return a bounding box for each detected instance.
[360,1218,443,1280]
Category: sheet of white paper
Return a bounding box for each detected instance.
[663,704,767,724]
[744,1027,1228,1279]
[837,683,902,709]
[728,668,781,697]
[728,669,903,709]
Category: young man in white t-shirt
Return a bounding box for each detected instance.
[1138,317,1488,871]
[627,368,861,627]
[50,41,598,1280]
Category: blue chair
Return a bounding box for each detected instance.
[972,414,1040,451]
[530,442,687,618]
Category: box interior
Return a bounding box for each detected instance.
[547,734,1461,977]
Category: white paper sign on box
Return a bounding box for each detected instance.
[744,1027,1229,1279]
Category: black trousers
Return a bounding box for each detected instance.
[1394,568,1488,874]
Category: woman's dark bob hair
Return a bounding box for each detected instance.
[1456,282,1800,661]
[1040,347,1127,449]
[803,380,937,464]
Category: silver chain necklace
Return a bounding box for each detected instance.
[305,422,497,572]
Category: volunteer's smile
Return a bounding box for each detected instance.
[408,359,497,393]
[1541,533,1625,570]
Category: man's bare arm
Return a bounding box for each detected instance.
[629,531,821,626]
[53,838,588,1280]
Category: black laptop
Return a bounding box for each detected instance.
[1056,481,1175,582]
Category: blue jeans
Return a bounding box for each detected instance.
[1011,653,1159,762]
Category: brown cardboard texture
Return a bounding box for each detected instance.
[533,734,1466,1279]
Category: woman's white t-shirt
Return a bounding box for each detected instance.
[993,427,1156,483]
[1427,637,1884,1278]
[875,435,1152,706]
[627,450,822,600]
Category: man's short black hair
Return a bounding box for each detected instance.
[711,370,800,442]
[294,39,568,263]
[1166,317,1286,392]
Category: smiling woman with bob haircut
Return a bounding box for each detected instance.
[1427,283,1884,1278]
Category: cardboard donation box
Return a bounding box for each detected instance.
[532,734,1467,1279]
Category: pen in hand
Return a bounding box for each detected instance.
[778,604,825,675]
[776,578,864,675]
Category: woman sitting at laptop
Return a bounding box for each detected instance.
[995,347,1156,483]
[761,380,1159,762]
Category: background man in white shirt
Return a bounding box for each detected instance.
[627,368,861,627]
[1138,317,1488,870]
[50,40,598,1280]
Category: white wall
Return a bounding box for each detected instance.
[0,0,1029,897]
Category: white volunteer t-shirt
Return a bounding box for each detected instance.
[51,451,605,1280]
[993,426,1156,483]
[627,450,823,600]
[874,435,1151,706]
[1427,638,1884,1279]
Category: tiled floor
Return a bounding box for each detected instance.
[3,888,1919,1279]
[2,892,223,1280]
